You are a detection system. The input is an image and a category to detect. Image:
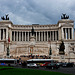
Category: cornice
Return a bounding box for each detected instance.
[58,19,74,24]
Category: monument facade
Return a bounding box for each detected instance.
[0,14,75,62]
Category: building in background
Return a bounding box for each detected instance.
[0,14,75,62]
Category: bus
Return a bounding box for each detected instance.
[27,59,59,69]
[27,59,55,67]
[0,59,19,66]
[27,59,54,63]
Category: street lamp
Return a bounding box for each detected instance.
[49,46,52,55]
[49,39,52,58]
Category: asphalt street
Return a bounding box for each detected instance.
[15,66,75,75]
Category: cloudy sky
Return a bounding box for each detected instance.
[0,0,75,27]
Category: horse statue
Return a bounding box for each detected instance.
[1,14,9,20]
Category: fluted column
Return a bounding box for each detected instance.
[72,28,73,39]
[28,31,29,41]
[9,29,12,42]
[19,32,20,41]
[65,28,67,40]
[47,31,48,41]
[3,29,4,40]
[64,28,66,39]
[41,32,43,41]
[65,28,66,39]
[4,29,6,40]
[55,31,57,41]
[15,31,16,41]
[16,31,18,41]
[39,31,40,41]
[52,31,53,41]
[68,28,70,39]
[70,28,71,39]
[0,29,1,40]
[14,31,15,41]
[6,28,8,41]
[22,31,23,41]
[50,31,51,41]
[44,31,45,41]
[25,31,26,41]
[36,31,37,41]
[30,31,32,37]
[61,28,63,40]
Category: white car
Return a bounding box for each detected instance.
[27,63,39,68]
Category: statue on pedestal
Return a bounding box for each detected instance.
[59,41,65,55]
[31,26,35,36]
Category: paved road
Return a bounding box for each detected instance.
[15,66,75,75]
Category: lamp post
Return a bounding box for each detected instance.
[49,39,52,58]
[7,32,10,58]
[7,42,9,58]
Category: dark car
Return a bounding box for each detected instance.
[62,62,74,67]
[57,62,63,67]
[46,63,59,69]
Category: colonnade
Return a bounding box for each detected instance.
[12,31,58,41]
[0,28,73,42]
[63,28,73,40]
[0,29,6,40]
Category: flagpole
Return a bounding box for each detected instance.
[49,37,52,58]
[7,31,10,58]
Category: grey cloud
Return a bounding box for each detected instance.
[0,0,75,27]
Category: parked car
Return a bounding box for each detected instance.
[40,62,50,67]
[62,62,74,67]
[27,63,39,68]
[46,63,59,69]
[56,62,63,67]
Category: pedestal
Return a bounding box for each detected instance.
[29,35,36,55]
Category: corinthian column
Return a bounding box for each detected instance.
[55,31,57,41]
[0,29,1,40]
[14,31,15,41]
[28,31,29,41]
[41,32,43,41]
[72,28,73,40]
[3,29,5,40]
[36,31,37,41]
[22,31,23,41]
[25,31,26,41]
[47,31,48,41]
[39,31,40,41]
[17,31,18,41]
[44,31,45,41]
